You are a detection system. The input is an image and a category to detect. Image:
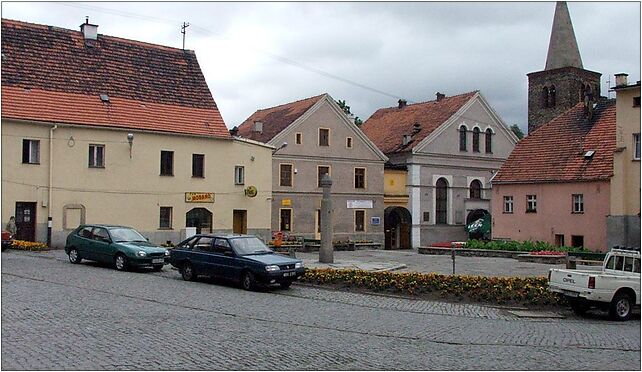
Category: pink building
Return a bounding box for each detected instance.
[491,100,616,252]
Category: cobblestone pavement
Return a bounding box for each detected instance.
[2,250,640,370]
[296,249,567,277]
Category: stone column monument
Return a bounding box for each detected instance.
[319,173,334,263]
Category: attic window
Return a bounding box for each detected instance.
[584,150,595,160]
[99,94,110,103]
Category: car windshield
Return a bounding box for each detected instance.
[230,237,273,255]
[109,228,147,243]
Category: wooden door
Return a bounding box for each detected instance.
[15,202,36,241]
[233,210,247,234]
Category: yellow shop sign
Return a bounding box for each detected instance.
[185,192,215,203]
[281,199,292,206]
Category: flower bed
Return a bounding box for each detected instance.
[11,240,49,251]
[529,250,565,256]
[300,268,564,307]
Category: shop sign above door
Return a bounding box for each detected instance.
[347,200,373,209]
[185,192,215,203]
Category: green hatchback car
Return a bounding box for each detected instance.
[65,224,170,271]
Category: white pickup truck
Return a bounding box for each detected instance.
[548,248,640,320]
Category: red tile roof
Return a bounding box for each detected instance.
[493,100,616,184]
[1,19,229,138]
[236,94,326,143]
[361,91,477,154]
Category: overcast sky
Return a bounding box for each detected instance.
[2,1,640,133]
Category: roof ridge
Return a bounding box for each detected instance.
[2,18,189,54]
[380,90,478,111]
[253,93,326,114]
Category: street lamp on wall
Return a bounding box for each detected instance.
[127,133,134,158]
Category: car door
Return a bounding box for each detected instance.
[190,236,216,276]
[91,227,114,263]
[75,226,96,260]
[213,238,239,280]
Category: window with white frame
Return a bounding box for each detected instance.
[526,195,537,213]
[634,133,640,160]
[88,144,105,168]
[503,196,513,214]
[22,139,40,164]
[234,166,245,185]
[572,194,584,213]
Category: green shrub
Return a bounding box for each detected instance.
[464,239,585,253]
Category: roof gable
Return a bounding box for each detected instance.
[236,94,325,143]
[413,92,518,155]
[1,19,229,138]
[360,91,477,154]
[493,100,616,184]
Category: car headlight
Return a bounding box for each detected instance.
[265,265,280,272]
[137,251,147,257]
[295,262,303,269]
[164,250,170,256]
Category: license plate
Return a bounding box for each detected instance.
[152,258,165,264]
[283,272,295,277]
[562,289,579,298]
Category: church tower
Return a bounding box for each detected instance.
[527,2,601,133]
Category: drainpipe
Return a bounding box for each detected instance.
[47,125,57,247]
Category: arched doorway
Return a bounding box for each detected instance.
[466,209,490,240]
[186,208,213,234]
[384,206,412,250]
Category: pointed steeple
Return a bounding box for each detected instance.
[545,2,583,70]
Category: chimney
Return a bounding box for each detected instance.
[436,92,446,101]
[253,121,263,133]
[398,99,407,109]
[615,73,629,88]
[80,17,98,40]
[229,126,239,136]
[412,122,421,135]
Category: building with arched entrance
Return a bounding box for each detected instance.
[362,92,518,247]
[0,19,273,247]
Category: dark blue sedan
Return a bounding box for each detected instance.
[169,234,305,290]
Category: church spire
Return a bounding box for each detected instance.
[545,1,583,70]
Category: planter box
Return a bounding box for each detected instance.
[516,254,567,264]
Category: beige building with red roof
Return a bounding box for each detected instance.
[236,94,388,244]
[361,92,518,248]
[1,19,273,247]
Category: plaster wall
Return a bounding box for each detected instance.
[491,181,610,251]
[1,120,273,247]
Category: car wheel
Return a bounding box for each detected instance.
[68,248,82,264]
[609,292,633,321]
[279,281,292,289]
[114,253,128,271]
[241,271,256,291]
[181,262,196,281]
[569,298,588,316]
[152,265,164,272]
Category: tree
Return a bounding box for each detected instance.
[509,124,524,140]
[336,99,363,127]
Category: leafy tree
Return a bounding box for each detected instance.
[336,99,362,126]
[509,124,524,140]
